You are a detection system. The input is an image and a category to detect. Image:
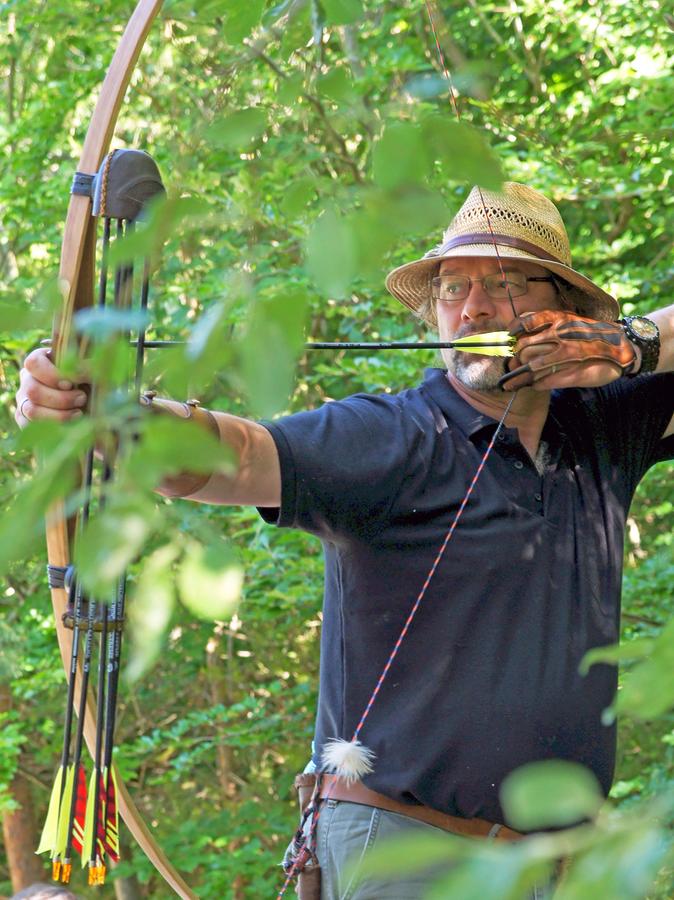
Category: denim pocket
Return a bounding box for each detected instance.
[318,801,382,900]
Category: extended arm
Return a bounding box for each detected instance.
[16,347,282,508]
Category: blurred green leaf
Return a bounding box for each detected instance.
[557,826,669,900]
[177,539,243,620]
[126,543,178,683]
[220,0,265,43]
[319,68,355,104]
[75,494,159,596]
[281,176,319,218]
[501,761,604,831]
[372,122,426,189]
[322,0,363,26]
[239,285,310,416]
[207,108,268,151]
[125,414,235,493]
[421,117,504,191]
[305,207,357,298]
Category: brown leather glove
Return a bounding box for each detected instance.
[140,392,220,497]
[499,310,637,391]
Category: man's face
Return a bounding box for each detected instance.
[436,257,561,391]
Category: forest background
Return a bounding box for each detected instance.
[0,0,673,897]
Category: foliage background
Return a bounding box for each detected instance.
[0,0,673,896]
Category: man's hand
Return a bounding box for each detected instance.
[499,310,638,392]
[15,347,89,427]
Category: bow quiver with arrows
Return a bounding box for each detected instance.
[38,149,187,890]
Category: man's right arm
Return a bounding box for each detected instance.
[15,347,281,509]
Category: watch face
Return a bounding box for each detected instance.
[631,317,659,340]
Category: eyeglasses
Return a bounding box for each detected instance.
[431,272,555,302]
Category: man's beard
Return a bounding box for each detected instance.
[444,323,507,391]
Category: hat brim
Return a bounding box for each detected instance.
[385,244,620,324]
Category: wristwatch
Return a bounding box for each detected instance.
[621,315,660,375]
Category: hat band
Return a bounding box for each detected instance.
[440,232,563,264]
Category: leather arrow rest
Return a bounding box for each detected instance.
[43,1,196,896]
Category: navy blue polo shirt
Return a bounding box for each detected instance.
[259,369,674,825]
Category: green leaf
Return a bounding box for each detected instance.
[220,0,265,43]
[126,543,178,683]
[561,827,669,899]
[580,635,655,674]
[75,496,159,596]
[277,72,306,105]
[319,68,355,104]
[74,307,150,340]
[613,618,674,719]
[500,761,604,831]
[281,176,319,218]
[372,122,426,189]
[322,0,363,26]
[239,285,310,417]
[177,539,243,621]
[421,117,504,191]
[305,206,357,298]
[207,108,267,151]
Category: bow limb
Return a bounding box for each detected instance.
[45,2,196,897]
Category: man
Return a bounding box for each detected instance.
[16,183,674,898]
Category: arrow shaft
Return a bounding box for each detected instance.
[132,339,512,350]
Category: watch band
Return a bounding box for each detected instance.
[621,316,660,375]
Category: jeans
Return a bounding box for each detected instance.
[315,800,555,900]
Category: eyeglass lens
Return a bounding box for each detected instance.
[432,272,529,301]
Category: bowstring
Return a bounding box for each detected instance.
[277,7,519,896]
[424,0,518,320]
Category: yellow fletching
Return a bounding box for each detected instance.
[37,766,64,855]
[452,331,513,357]
[55,764,75,859]
[82,770,97,868]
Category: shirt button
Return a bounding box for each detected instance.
[513,460,524,470]
[534,492,543,502]
[497,432,506,441]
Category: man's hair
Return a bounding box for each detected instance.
[10,884,79,900]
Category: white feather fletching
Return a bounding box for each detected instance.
[321,738,376,784]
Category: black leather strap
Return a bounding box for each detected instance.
[70,171,95,197]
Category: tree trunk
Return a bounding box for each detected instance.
[0,685,45,891]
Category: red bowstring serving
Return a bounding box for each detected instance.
[277,5,519,896]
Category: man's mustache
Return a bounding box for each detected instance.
[452,322,504,340]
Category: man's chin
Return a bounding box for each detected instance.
[447,354,505,392]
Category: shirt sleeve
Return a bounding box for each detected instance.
[584,371,674,492]
[257,392,430,539]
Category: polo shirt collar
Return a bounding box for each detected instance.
[422,368,569,464]
[422,368,510,441]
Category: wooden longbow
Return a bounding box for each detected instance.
[44,2,196,896]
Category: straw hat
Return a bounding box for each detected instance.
[385,182,619,324]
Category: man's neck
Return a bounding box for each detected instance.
[446,373,551,461]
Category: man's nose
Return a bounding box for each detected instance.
[461,279,496,321]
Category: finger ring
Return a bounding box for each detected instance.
[551,365,558,375]
[19,398,30,420]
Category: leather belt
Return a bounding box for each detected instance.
[314,775,523,842]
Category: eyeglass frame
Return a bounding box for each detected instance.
[431,271,557,302]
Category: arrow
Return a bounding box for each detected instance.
[130,331,515,356]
